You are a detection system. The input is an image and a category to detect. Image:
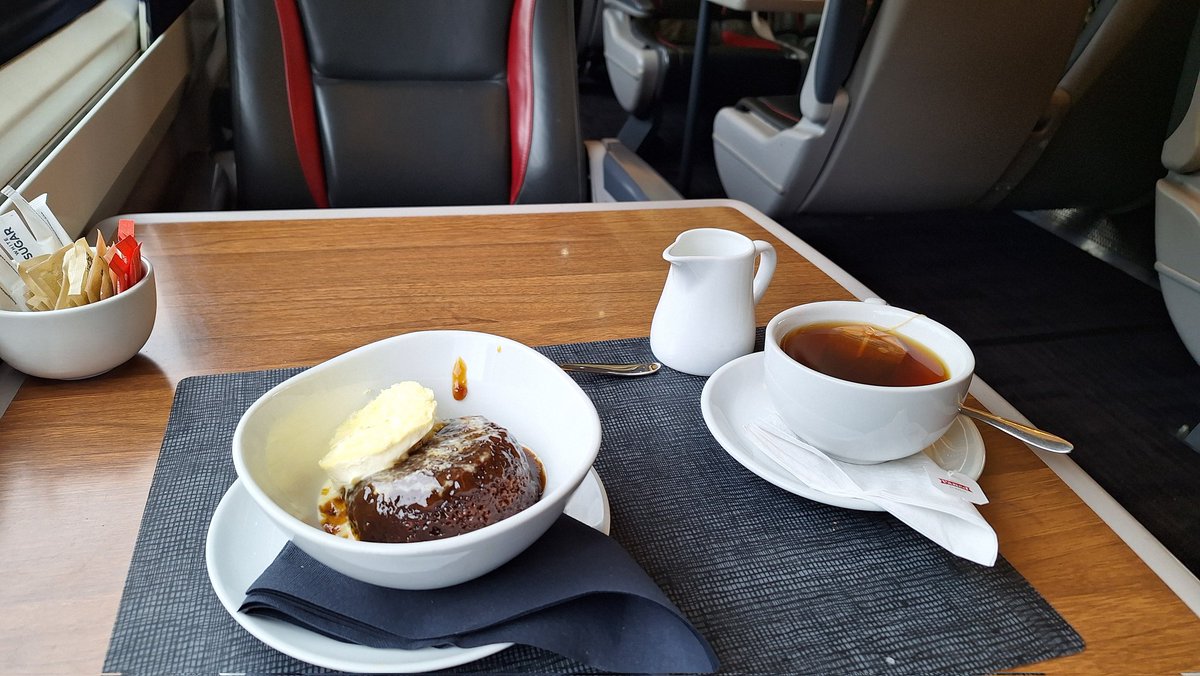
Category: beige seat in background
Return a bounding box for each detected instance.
[601,0,811,151]
[1154,12,1200,365]
[712,0,1090,217]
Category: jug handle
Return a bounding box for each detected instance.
[751,240,776,305]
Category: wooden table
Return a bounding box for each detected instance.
[1,200,1197,673]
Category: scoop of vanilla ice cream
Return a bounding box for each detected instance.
[319,381,438,485]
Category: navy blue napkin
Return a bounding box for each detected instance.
[240,514,719,673]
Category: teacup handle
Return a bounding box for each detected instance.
[751,240,776,305]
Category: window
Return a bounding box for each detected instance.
[0,0,105,66]
[0,0,139,189]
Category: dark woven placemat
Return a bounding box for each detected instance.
[104,336,1083,675]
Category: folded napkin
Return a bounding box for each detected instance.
[240,514,719,674]
[746,415,998,566]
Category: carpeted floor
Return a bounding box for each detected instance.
[580,69,1200,576]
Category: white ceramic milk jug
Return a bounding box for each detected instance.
[650,228,776,375]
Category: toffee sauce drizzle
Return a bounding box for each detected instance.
[451,356,468,401]
[319,490,352,536]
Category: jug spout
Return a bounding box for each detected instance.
[663,228,743,262]
[662,245,700,286]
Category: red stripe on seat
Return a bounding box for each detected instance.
[508,0,535,204]
[273,0,329,208]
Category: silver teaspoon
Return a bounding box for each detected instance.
[559,362,661,376]
[958,405,1073,454]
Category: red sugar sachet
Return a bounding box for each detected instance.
[117,218,135,243]
[105,219,142,292]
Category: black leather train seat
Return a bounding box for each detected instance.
[227,0,588,209]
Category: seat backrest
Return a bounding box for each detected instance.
[226,0,586,209]
[799,0,1090,213]
[987,0,1200,211]
[712,0,1092,216]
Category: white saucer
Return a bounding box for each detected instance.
[205,468,611,673]
[701,352,985,512]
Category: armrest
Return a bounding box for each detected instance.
[604,0,655,19]
[810,0,868,105]
[585,139,683,202]
[737,95,802,132]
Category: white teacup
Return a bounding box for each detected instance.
[763,300,975,464]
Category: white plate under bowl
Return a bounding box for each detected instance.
[206,468,610,673]
[701,352,985,512]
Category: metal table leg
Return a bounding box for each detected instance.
[677,0,713,196]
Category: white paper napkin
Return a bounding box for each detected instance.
[745,415,998,566]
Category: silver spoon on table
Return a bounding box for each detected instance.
[559,361,661,376]
[958,405,1073,454]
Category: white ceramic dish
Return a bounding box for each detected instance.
[0,256,155,379]
[206,470,610,673]
[701,352,985,511]
[232,330,602,589]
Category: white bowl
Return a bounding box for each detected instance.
[0,257,156,379]
[232,330,602,589]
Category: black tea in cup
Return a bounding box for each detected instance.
[780,322,948,387]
